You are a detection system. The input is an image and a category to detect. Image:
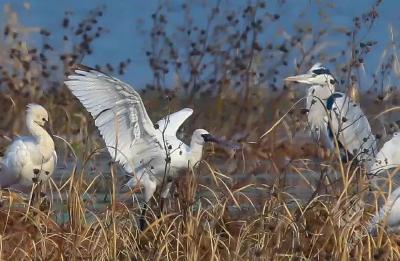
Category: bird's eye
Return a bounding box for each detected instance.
[42,118,46,122]
[330,79,336,84]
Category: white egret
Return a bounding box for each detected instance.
[65,65,230,229]
[0,104,57,193]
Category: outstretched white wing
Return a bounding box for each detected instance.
[156,108,193,138]
[328,92,377,164]
[65,65,163,173]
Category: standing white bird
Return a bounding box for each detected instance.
[0,104,57,193]
[368,186,400,234]
[285,64,377,168]
[370,132,400,175]
[65,65,227,229]
[368,133,400,234]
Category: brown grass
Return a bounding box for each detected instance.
[1,1,400,260]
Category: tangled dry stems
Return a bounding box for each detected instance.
[1,0,400,260]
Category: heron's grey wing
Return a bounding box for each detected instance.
[371,133,400,173]
[319,125,334,149]
[156,108,193,137]
[329,93,377,161]
[65,65,163,173]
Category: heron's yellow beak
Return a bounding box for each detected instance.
[284,73,314,84]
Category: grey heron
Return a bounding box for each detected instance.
[285,63,336,149]
[285,63,377,169]
[0,104,57,193]
[65,65,228,229]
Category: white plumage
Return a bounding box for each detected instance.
[0,104,57,193]
[368,186,400,234]
[65,65,220,206]
[370,132,400,174]
[368,133,400,234]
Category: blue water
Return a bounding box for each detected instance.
[0,0,399,89]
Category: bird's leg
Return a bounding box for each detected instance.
[139,178,157,231]
[159,198,165,218]
[159,181,173,216]
[31,169,42,209]
[32,182,42,208]
[39,191,50,212]
[103,190,109,203]
[139,203,148,231]
[0,190,3,208]
[30,182,43,219]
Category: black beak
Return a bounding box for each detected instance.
[201,134,219,143]
[201,134,241,150]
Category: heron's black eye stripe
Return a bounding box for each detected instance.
[312,68,331,75]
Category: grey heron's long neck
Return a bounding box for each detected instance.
[27,119,55,160]
[189,140,204,167]
[307,84,336,137]
[311,83,335,100]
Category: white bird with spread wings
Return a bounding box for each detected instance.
[65,65,234,229]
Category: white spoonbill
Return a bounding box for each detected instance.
[366,133,400,234]
[368,186,400,234]
[370,132,400,175]
[0,104,57,193]
[65,65,231,229]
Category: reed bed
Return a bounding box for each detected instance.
[1,0,400,260]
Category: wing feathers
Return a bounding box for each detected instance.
[65,65,163,173]
[156,108,193,137]
[328,93,377,163]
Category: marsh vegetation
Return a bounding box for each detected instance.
[0,0,400,259]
